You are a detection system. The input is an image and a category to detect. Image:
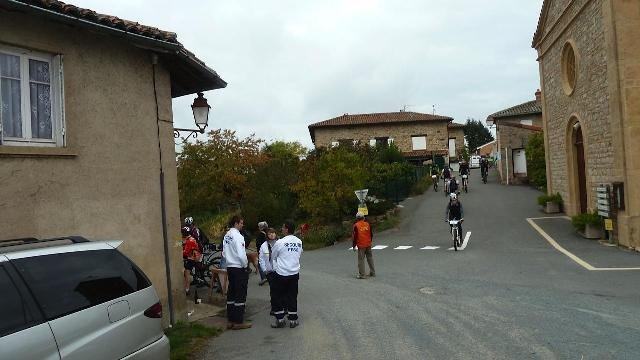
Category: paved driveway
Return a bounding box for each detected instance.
[201,170,640,359]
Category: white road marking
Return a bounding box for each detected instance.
[372,245,388,250]
[394,246,413,250]
[527,217,640,271]
[420,246,440,250]
[447,232,471,251]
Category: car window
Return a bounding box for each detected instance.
[13,249,151,320]
[0,265,39,337]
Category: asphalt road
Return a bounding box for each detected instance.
[201,170,640,360]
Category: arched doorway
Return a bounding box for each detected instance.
[573,124,588,213]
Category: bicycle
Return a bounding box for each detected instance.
[481,170,488,184]
[444,178,451,196]
[461,174,468,193]
[448,219,463,251]
[432,175,438,192]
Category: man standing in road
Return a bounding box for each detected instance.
[352,212,375,279]
[222,215,252,330]
[271,220,303,329]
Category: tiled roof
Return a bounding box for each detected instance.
[448,122,464,129]
[6,0,226,97]
[487,100,541,121]
[14,0,178,42]
[309,112,453,129]
[532,0,550,48]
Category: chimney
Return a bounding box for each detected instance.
[535,89,542,104]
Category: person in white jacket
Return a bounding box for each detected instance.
[222,215,251,330]
[258,228,278,315]
[271,220,303,329]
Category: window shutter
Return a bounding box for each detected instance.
[369,139,376,147]
[52,54,66,146]
[387,138,394,145]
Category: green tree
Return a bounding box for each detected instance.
[463,118,494,153]
[526,132,547,190]
[177,129,264,215]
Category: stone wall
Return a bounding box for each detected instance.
[312,121,450,153]
[495,115,542,184]
[538,0,617,214]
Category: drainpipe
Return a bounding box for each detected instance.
[505,147,510,185]
[151,54,175,326]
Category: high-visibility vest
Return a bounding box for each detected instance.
[354,220,372,248]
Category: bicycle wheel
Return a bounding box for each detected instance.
[453,228,458,251]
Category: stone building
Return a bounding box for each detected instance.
[308,111,461,165]
[486,92,543,184]
[447,122,466,160]
[533,0,640,249]
[0,0,226,324]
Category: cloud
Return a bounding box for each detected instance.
[71,0,544,147]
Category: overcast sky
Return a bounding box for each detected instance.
[73,0,544,148]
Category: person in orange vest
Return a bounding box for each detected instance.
[352,212,375,279]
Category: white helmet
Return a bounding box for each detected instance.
[184,216,194,225]
[449,193,457,200]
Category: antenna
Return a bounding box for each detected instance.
[401,104,412,112]
[432,105,436,115]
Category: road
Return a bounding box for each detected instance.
[201,170,640,359]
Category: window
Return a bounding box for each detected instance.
[338,138,353,147]
[369,139,376,147]
[13,250,151,320]
[520,119,533,126]
[0,266,40,336]
[330,141,339,147]
[411,135,427,150]
[561,41,577,96]
[0,45,64,147]
[375,137,389,147]
[388,138,394,145]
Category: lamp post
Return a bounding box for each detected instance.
[174,92,211,140]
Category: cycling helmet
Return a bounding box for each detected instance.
[356,212,365,219]
[181,226,191,237]
[184,216,194,225]
[449,193,457,200]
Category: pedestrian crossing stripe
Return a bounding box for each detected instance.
[348,245,442,250]
[420,246,440,250]
[372,245,388,250]
[394,246,412,250]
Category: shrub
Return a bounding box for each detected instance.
[526,132,547,190]
[366,199,395,216]
[410,175,433,195]
[537,192,563,207]
[303,224,351,250]
[571,211,602,231]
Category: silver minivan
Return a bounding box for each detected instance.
[0,236,170,360]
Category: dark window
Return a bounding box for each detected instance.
[375,137,389,147]
[13,250,151,320]
[0,265,39,337]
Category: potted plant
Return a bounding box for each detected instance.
[571,211,603,239]
[537,193,563,214]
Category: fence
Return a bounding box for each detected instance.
[383,166,428,203]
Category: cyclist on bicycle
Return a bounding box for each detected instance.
[448,175,459,195]
[480,157,489,178]
[441,165,452,193]
[459,160,470,190]
[445,193,464,237]
[431,165,440,190]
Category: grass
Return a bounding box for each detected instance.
[373,211,401,233]
[165,321,221,360]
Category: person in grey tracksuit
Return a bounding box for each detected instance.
[271,220,303,329]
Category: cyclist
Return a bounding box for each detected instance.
[459,159,470,189]
[184,216,210,249]
[441,165,452,194]
[445,193,464,239]
[448,175,459,196]
[430,165,440,191]
[182,226,202,295]
[480,157,489,182]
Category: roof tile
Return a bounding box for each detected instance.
[487,100,541,120]
[309,111,453,128]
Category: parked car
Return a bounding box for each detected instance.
[470,155,481,168]
[0,236,169,360]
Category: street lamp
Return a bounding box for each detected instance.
[174,92,211,140]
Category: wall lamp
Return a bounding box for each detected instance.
[174,92,211,141]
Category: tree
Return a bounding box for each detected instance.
[463,118,494,153]
[526,132,547,190]
[177,129,265,215]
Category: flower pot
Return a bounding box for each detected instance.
[583,223,603,239]
[544,201,560,214]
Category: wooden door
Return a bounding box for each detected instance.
[575,128,587,213]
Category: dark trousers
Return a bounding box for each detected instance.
[266,272,276,313]
[273,273,299,321]
[226,267,249,324]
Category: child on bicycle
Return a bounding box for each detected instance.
[445,193,464,237]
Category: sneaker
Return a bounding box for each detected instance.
[185,288,190,296]
[271,319,286,328]
[259,279,268,286]
[369,273,376,277]
[231,322,252,330]
[289,320,299,328]
[356,275,366,279]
